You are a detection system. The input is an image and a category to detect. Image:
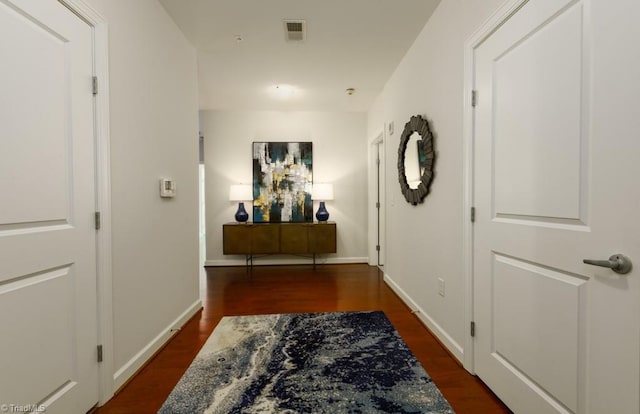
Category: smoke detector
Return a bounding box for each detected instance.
[345,88,355,95]
[283,20,306,42]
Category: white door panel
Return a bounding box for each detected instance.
[0,267,75,405]
[493,254,587,413]
[1,2,69,225]
[493,2,584,221]
[473,0,639,413]
[0,0,98,412]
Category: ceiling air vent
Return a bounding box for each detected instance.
[284,20,306,42]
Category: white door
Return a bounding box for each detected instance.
[473,0,639,413]
[0,0,99,412]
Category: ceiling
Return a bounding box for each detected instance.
[159,0,441,112]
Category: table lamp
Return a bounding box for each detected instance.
[312,183,334,222]
[229,184,252,223]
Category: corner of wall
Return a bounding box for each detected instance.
[112,300,202,391]
[383,272,464,362]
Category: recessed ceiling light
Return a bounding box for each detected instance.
[270,84,296,99]
[234,35,244,43]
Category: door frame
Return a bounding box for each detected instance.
[462,0,529,374]
[60,0,114,404]
[368,130,386,268]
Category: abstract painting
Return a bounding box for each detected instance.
[252,142,313,222]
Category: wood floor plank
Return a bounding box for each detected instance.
[96,264,511,413]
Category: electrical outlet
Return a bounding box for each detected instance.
[438,278,445,297]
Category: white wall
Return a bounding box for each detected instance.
[201,110,368,265]
[367,0,503,360]
[84,0,200,390]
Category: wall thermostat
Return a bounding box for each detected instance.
[160,179,176,198]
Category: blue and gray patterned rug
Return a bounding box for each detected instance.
[159,311,454,413]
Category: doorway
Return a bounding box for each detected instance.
[369,132,385,267]
[198,133,207,298]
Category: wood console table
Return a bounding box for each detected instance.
[223,222,336,268]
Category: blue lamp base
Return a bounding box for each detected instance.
[315,201,330,222]
[235,202,249,222]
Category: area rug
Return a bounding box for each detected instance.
[158,311,454,413]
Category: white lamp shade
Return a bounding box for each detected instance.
[312,183,334,201]
[229,184,253,201]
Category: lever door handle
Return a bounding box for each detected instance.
[583,254,632,274]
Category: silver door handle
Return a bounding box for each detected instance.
[583,254,632,274]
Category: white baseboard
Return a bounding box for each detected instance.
[383,272,464,363]
[113,299,202,391]
[205,256,368,267]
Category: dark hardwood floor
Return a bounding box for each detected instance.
[96,264,511,413]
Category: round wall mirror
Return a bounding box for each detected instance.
[397,115,435,205]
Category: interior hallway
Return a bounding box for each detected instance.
[96,264,510,413]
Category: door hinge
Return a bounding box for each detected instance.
[471,90,477,107]
[376,157,381,165]
[470,207,476,223]
[470,321,476,337]
[376,245,380,252]
[376,202,380,209]
[92,76,98,95]
[97,345,103,363]
[94,211,101,230]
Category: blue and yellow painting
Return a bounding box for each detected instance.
[252,142,313,223]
